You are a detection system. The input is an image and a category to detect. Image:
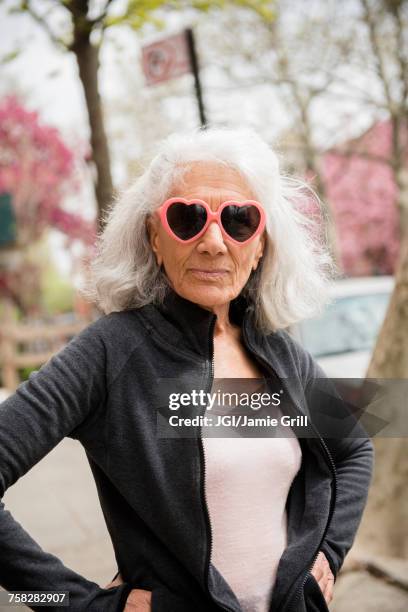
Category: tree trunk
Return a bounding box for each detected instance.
[71,29,113,233]
[367,235,408,376]
[395,167,408,240]
[354,234,408,558]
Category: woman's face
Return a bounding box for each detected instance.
[147,161,265,310]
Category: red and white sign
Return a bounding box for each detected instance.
[142,31,191,86]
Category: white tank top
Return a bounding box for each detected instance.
[201,383,302,612]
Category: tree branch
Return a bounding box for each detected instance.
[360,0,394,111]
[25,0,68,50]
[91,0,114,28]
[387,0,408,111]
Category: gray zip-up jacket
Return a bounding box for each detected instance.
[0,288,374,612]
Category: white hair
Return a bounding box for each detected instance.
[80,126,339,333]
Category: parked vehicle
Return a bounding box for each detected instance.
[290,276,395,378]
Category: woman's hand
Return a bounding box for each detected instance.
[310,551,334,606]
[104,573,152,611]
[123,589,152,611]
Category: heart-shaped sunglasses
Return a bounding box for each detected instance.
[156,197,266,245]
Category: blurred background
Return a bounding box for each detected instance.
[0,1,407,610]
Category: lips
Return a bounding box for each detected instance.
[190,269,229,273]
[189,268,229,279]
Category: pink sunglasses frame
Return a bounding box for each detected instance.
[156,197,266,245]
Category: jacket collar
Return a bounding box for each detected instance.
[140,287,255,359]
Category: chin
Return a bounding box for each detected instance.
[180,285,236,308]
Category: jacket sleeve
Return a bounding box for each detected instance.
[0,321,133,611]
[300,346,374,579]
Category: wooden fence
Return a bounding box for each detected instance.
[0,301,91,391]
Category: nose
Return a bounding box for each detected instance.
[196,220,228,255]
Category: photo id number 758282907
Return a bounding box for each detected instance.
[0,591,69,607]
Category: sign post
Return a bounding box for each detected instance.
[142,28,207,128]
[185,28,207,128]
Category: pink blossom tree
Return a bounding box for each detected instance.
[0,96,96,247]
[323,121,401,276]
[0,96,96,314]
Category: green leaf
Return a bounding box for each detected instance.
[0,49,21,64]
[105,0,276,30]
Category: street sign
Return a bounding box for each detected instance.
[142,31,191,86]
[141,28,207,127]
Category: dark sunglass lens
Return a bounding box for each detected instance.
[166,202,207,240]
[221,205,261,242]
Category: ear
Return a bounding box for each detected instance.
[147,215,163,267]
[252,233,266,271]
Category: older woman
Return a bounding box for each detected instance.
[0,127,373,612]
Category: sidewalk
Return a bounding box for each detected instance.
[0,415,117,611]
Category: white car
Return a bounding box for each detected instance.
[290,276,395,378]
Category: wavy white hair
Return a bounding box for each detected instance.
[80,126,339,333]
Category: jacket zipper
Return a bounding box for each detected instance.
[198,315,235,612]
[240,323,338,612]
[286,434,337,612]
